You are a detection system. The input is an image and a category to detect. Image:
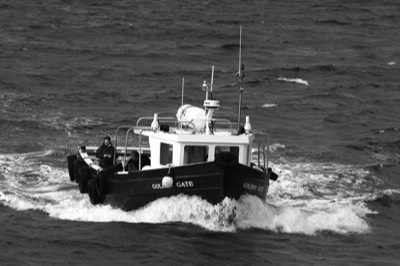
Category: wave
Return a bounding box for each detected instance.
[277,77,309,86]
[1,151,395,235]
[315,19,351,26]
[0,91,108,137]
[375,126,400,135]
[262,103,277,108]
[219,43,240,50]
[266,64,336,73]
[370,193,400,207]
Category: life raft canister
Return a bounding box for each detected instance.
[176,104,206,132]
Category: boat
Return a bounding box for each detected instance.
[66,28,278,211]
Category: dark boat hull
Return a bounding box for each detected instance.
[69,156,270,211]
[104,162,225,210]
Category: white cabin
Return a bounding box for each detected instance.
[140,129,255,168]
[123,94,267,171]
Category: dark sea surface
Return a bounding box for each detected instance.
[1,0,400,265]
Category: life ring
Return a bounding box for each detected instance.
[67,154,77,181]
[88,178,103,205]
[214,152,238,168]
[78,166,91,194]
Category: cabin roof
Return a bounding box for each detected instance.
[139,128,254,145]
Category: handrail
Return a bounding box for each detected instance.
[111,118,269,171]
[137,116,197,132]
[212,118,233,131]
[113,125,154,170]
[138,128,145,169]
[122,127,135,171]
[252,130,270,170]
[136,116,176,127]
[113,125,134,165]
[136,116,234,132]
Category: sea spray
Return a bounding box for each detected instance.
[0,151,384,234]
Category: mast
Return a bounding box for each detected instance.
[204,66,215,101]
[181,77,184,106]
[204,66,219,135]
[237,26,244,130]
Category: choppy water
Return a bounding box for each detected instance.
[1,0,400,265]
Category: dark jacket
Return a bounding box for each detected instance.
[96,144,115,168]
[125,154,151,172]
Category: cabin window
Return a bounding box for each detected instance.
[184,145,209,164]
[215,146,239,157]
[160,143,173,165]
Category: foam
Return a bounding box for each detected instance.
[0,150,394,234]
[262,103,277,108]
[277,77,309,86]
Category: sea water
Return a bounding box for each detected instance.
[1,0,400,265]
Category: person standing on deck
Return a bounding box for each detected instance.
[96,136,115,168]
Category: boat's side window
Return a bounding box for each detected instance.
[215,146,239,156]
[184,145,209,164]
[160,143,173,165]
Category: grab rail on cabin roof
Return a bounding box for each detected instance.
[136,116,234,132]
[136,116,176,127]
[137,116,196,131]
[211,118,233,132]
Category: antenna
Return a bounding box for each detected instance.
[210,66,215,97]
[204,66,215,101]
[237,26,244,130]
[238,26,242,78]
[181,77,184,106]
